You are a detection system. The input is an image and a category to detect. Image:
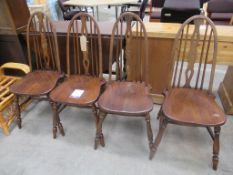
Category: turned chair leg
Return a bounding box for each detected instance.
[149,114,167,160]
[145,113,153,150]
[50,102,65,138]
[15,95,21,129]
[0,112,10,135]
[94,111,106,150]
[213,126,221,170]
[92,104,99,132]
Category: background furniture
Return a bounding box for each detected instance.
[50,13,105,139]
[121,0,149,20]
[0,0,30,65]
[57,0,85,20]
[149,15,226,170]
[0,63,30,135]
[207,0,233,25]
[63,0,138,20]
[95,12,153,154]
[10,12,63,133]
[161,0,201,23]
[149,0,165,22]
[218,16,233,115]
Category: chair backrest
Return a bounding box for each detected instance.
[139,0,149,20]
[168,15,218,94]
[66,12,103,78]
[108,12,148,85]
[27,12,61,71]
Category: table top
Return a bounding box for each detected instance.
[142,22,233,42]
[64,0,138,7]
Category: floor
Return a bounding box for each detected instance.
[1,4,233,175]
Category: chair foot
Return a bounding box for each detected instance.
[100,133,105,147]
[58,122,65,136]
[212,126,221,170]
[17,115,22,129]
[53,126,57,139]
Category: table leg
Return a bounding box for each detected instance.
[96,6,99,21]
[115,6,118,19]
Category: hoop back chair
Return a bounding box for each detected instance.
[50,13,104,139]
[95,12,154,154]
[149,15,226,170]
[10,12,62,130]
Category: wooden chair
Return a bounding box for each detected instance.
[0,63,30,135]
[10,12,63,132]
[121,0,149,20]
[95,12,154,154]
[149,15,226,170]
[230,16,233,25]
[49,13,105,139]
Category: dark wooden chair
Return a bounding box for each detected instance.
[58,0,82,20]
[149,15,226,170]
[95,12,154,154]
[49,13,105,139]
[10,12,63,131]
[121,0,149,20]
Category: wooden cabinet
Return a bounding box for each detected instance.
[0,0,30,65]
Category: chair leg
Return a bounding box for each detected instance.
[92,104,99,131]
[50,102,65,138]
[50,101,58,139]
[149,114,167,160]
[15,95,21,129]
[94,111,106,150]
[0,112,10,135]
[213,126,221,170]
[145,113,153,150]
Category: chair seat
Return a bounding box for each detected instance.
[162,88,226,126]
[98,81,153,115]
[10,70,62,96]
[50,75,103,106]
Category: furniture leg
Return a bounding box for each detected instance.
[94,111,106,149]
[213,126,221,170]
[145,113,153,150]
[92,104,99,129]
[50,101,58,139]
[149,115,167,160]
[15,95,21,129]
[0,112,10,135]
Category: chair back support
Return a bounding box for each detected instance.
[169,15,218,93]
[108,12,148,84]
[27,12,61,71]
[66,13,103,78]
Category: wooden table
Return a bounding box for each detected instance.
[131,22,233,104]
[63,0,138,20]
